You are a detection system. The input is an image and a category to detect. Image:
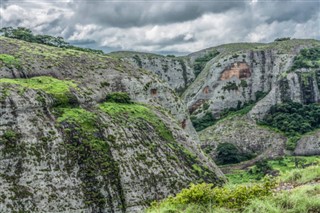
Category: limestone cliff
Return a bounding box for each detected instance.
[109,52,195,94]
[181,39,320,159]
[0,37,224,212]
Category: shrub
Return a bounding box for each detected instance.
[0,27,104,54]
[190,112,216,131]
[148,176,276,212]
[261,101,320,150]
[222,82,238,91]
[216,143,241,165]
[255,160,273,177]
[0,54,20,68]
[274,37,291,42]
[193,50,219,76]
[291,47,320,70]
[105,92,131,104]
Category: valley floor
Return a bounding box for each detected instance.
[147,156,320,213]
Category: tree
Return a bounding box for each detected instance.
[216,143,241,164]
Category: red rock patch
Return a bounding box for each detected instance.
[220,62,251,80]
[150,88,157,96]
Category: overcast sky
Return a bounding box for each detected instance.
[0,0,319,55]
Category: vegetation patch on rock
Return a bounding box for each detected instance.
[0,76,77,106]
[99,102,174,142]
[291,47,320,70]
[193,50,219,77]
[260,102,320,150]
[56,107,125,211]
[0,54,20,68]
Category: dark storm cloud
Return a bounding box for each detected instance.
[255,0,320,23]
[71,0,246,28]
[1,0,319,54]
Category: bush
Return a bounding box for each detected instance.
[274,37,291,42]
[148,176,276,212]
[216,143,241,165]
[190,112,216,131]
[105,92,131,104]
[222,82,238,91]
[0,27,104,54]
[255,160,273,177]
[244,185,320,213]
[261,101,320,150]
[291,47,320,70]
[193,50,219,76]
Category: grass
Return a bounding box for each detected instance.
[244,185,320,213]
[0,54,20,67]
[226,156,320,185]
[280,166,320,184]
[0,76,76,105]
[57,108,97,133]
[146,158,320,213]
[99,102,174,142]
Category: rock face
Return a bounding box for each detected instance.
[110,52,195,94]
[181,39,320,158]
[183,41,319,119]
[0,37,224,212]
[199,115,286,160]
[294,130,320,155]
[0,35,319,212]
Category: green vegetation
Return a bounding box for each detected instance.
[216,143,253,165]
[260,102,320,150]
[226,156,320,184]
[240,80,248,88]
[0,76,77,106]
[0,54,20,68]
[100,102,174,142]
[0,27,104,54]
[254,91,268,101]
[192,102,256,132]
[57,108,97,132]
[147,176,276,212]
[106,92,132,104]
[0,129,22,156]
[133,54,143,68]
[191,112,216,132]
[244,184,320,213]
[291,47,320,70]
[193,50,219,76]
[57,107,124,210]
[274,37,291,42]
[222,82,238,91]
[147,156,320,213]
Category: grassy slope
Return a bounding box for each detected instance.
[146,156,320,213]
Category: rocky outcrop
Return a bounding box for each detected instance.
[183,40,320,119]
[0,37,224,212]
[199,115,286,160]
[183,39,320,158]
[294,130,320,156]
[110,52,195,94]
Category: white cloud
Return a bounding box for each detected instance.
[1,0,319,54]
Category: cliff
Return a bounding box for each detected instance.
[0,37,224,212]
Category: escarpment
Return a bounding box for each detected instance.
[1,34,320,212]
[182,39,320,161]
[109,52,195,94]
[0,37,224,212]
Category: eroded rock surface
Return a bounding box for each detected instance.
[0,37,224,212]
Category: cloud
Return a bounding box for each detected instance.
[0,0,319,54]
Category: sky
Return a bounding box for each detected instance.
[0,0,319,55]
